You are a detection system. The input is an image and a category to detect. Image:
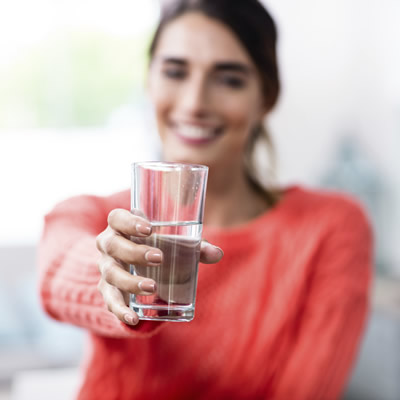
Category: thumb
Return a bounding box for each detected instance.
[199,240,224,264]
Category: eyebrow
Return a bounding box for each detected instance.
[161,57,252,74]
[162,57,186,66]
[214,62,252,74]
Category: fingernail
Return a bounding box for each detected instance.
[136,223,151,236]
[204,241,224,256]
[214,245,224,256]
[145,250,162,264]
[138,279,156,293]
[124,313,138,325]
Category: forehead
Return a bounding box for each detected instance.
[153,12,254,66]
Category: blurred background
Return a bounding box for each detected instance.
[0,0,399,399]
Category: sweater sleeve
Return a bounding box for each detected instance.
[37,191,164,339]
[272,200,373,400]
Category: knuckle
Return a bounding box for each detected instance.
[96,256,103,273]
[96,232,104,252]
[107,209,119,226]
[102,262,115,284]
[97,280,108,302]
[103,234,117,256]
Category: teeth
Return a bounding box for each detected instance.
[177,124,215,139]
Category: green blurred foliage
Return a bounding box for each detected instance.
[0,31,152,129]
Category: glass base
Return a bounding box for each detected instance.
[131,304,195,322]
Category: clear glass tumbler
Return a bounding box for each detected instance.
[130,161,208,322]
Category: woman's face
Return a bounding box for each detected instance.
[148,12,267,169]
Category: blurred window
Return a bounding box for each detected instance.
[0,0,160,385]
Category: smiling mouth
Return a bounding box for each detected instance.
[171,122,223,145]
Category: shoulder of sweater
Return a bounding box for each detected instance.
[286,186,372,233]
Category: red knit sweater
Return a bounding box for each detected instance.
[38,186,372,400]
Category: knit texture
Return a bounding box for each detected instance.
[38,186,373,400]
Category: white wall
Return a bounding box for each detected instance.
[263,0,400,273]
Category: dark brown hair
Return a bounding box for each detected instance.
[149,0,281,205]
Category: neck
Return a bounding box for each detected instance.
[203,164,269,228]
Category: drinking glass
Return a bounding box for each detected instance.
[130,161,208,322]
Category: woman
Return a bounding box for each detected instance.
[38,0,373,399]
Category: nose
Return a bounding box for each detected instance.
[178,74,210,118]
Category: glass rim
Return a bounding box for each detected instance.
[132,161,208,172]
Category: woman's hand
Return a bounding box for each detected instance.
[96,208,223,325]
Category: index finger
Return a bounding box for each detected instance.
[108,208,152,237]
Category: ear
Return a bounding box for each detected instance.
[261,106,270,120]
[258,90,272,119]
[258,101,270,121]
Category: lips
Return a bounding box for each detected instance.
[170,122,223,145]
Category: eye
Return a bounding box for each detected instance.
[162,68,186,80]
[216,74,246,89]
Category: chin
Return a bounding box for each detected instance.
[162,148,211,167]
[163,155,208,167]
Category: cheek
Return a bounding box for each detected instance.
[148,72,174,115]
[149,88,172,135]
[219,95,261,137]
